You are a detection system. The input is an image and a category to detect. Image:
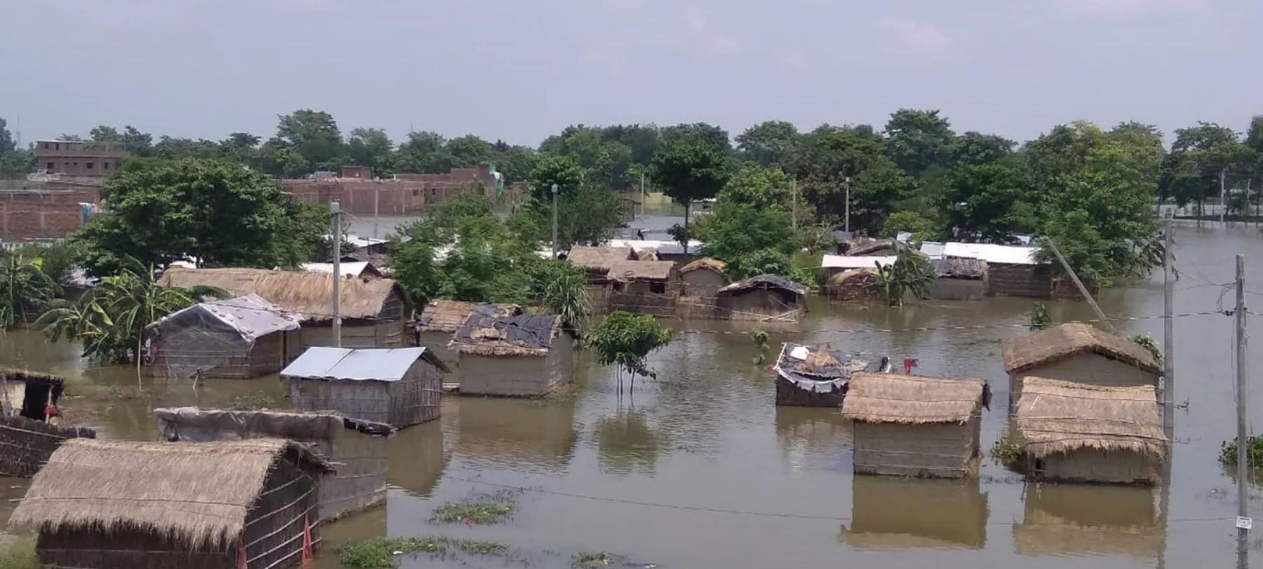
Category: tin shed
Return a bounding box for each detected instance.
[283,347,447,428]
[150,294,302,379]
[844,372,988,479]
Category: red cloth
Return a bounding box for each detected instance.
[238,534,248,569]
[301,514,313,567]
[44,405,60,418]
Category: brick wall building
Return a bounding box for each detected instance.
[32,140,129,178]
[0,184,98,241]
[283,164,522,215]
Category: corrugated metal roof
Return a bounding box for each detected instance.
[155,294,301,342]
[942,242,1038,265]
[821,255,897,269]
[282,347,439,381]
[920,241,946,260]
[302,262,372,277]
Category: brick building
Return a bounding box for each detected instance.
[283,164,522,215]
[32,140,129,178]
[0,183,97,242]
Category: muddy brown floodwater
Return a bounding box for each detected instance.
[5,220,1263,569]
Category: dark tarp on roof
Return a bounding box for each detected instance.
[450,304,564,357]
[931,258,986,279]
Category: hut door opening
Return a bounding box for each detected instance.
[20,383,53,421]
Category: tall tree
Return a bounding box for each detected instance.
[445,135,495,168]
[276,109,344,171]
[884,109,955,177]
[1160,122,1252,209]
[529,154,584,201]
[797,125,912,232]
[649,123,735,251]
[395,131,452,173]
[736,120,801,169]
[347,127,394,175]
[73,159,322,273]
[120,126,153,157]
[937,162,1036,241]
[0,118,28,179]
[949,131,1015,165]
[89,125,121,142]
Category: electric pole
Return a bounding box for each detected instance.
[1046,237,1116,333]
[1235,254,1249,547]
[1163,214,1175,434]
[551,183,559,259]
[373,185,380,240]
[843,176,851,235]
[331,202,343,348]
[640,171,646,218]
[792,179,798,230]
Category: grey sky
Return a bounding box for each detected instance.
[4,0,1260,146]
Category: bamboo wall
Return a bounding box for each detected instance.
[852,416,980,479]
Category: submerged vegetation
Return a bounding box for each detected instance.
[573,551,621,568]
[455,540,509,556]
[990,437,1023,467]
[1219,435,1263,471]
[337,537,446,569]
[431,494,516,525]
[1028,303,1051,330]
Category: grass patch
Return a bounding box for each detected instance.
[454,539,509,556]
[573,551,620,567]
[0,536,38,569]
[336,537,445,569]
[432,494,516,524]
[226,393,278,410]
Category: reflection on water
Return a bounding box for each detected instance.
[1014,483,1161,559]
[594,412,665,475]
[387,418,448,497]
[775,406,852,474]
[840,475,988,550]
[452,395,578,474]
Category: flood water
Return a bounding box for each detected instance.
[5,220,1263,568]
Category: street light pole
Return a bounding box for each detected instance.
[843,176,852,234]
[551,183,559,259]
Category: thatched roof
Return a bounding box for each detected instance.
[1001,323,1160,375]
[718,274,809,297]
[607,259,675,282]
[159,267,408,322]
[416,300,520,333]
[843,372,986,424]
[450,305,564,357]
[8,438,332,549]
[931,257,986,279]
[680,257,726,275]
[0,367,64,386]
[566,246,635,273]
[1015,377,1167,459]
[848,239,899,256]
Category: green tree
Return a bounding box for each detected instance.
[0,118,29,178]
[528,154,584,201]
[736,120,801,169]
[650,123,734,252]
[937,162,1037,241]
[89,125,121,142]
[516,186,623,247]
[797,125,913,232]
[74,159,321,274]
[395,131,453,174]
[950,131,1015,165]
[121,126,154,157]
[1161,122,1253,210]
[492,145,538,183]
[152,136,220,160]
[539,126,636,190]
[527,260,591,332]
[881,211,937,241]
[347,127,394,175]
[446,135,495,168]
[720,165,790,210]
[692,200,796,272]
[587,310,672,392]
[885,109,955,177]
[219,132,260,166]
[0,254,60,329]
[868,251,935,307]
[276,109,344,170]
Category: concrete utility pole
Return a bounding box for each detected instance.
[791,179,798,230]
[1045,237,1116,333]
[640,171,646,218]
[550,183,559,259]
[1235,255,1250,548]
[373,185,380,240]
[1163,214,1175,435]
[1221,168,1228,223]
[843,176,852,234]
[331,202,342,348]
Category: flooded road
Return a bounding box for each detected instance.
[5,220,1263,568]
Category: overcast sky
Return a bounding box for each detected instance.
[3,0,1260,146]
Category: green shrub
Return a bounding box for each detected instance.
[431,495,515,524]
[990,438,1023,467]
[1220,435,1263,470]
[455,540,509,556]
[573,551,620,567]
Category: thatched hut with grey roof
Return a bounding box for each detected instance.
[450,306,575,397]
[716,274,809,322]
[150,294,302,379]
[1014,377,1167,485]
[155,407,394,520]
[608,259,681,317]
[843,372,988,479]
[1001,323,1161,411]
[159,267,412,349]
[564,246,637,315]
[679,257,727,298]
[7,438,333,569]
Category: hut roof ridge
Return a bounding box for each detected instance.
[1014,377,1167,458]
[159,267,407,322]
[842,372,987,424]
[1001,323,1161,374]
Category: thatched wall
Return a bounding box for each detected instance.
[681,269,726,298]
[986,262,1052,298]
[153,327,294,379]
[38,528,235,569]
[457,339,573,397]
[929,278,986,301]
[674,296,723,320]
[240,454,322,569]
[586,283,613,316]
[1035,448,1161,485]
[841,476,987,549]
[299,318,406,349]
[290,359,441,428]
[0,415,95,477]
[1009,353,1160,411]
[716,289,803,322]
[610,290,677,318]
[852,417,980,478]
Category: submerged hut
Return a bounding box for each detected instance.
[843,372,988,479]
[565,245,637,315]
[1001,322,1161,410]
[929,257,987,300]
[7,438,333,569]
[160,267,412,348]
[1013,377,1167,485]
[0,368,96,477]
[283,347,448,428]
[450,306,574,397]
[608,260,680,316]
[826,268,880,301]
[150,294,302,379]
[679,258,727,298]
[415,300,520,367]
[155,407,394,520]
[773,343,890,407]
[716,274,809,322]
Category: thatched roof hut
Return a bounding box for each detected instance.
[155,407,394,520]
[680,257,726,275]
[160,267,412,348]
[844,372,988,478]
[607,259,676,283]
[1002,323,1160,375]
[679,258,728,298]
[1001,323,1161,411]
[1,368,95,478]
[450,306,575,396]
[8,438,332,569]
[565,246,636,274]
[1014,377,1167,484]
[415,301,521,366]
[826,268,880,301]
[716,274,809,322]
[847,239,900,256]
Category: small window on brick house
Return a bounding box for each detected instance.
[412,189,420,197]
[650,282,667,294]
[46,162,54,171]
[103,162,109,170]
[86,162,94,170]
